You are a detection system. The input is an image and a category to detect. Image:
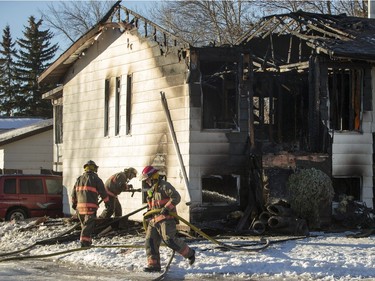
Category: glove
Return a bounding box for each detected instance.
[147,189,153,198]
[123,184,133,191]
[160,207,169,216]
[72,203,77,210]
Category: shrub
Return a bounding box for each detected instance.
[286,168,334,229]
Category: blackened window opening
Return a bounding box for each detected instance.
[329,68,363,131]
[332,177,360,201]
[202,175,239,205]
[201,61,238,130]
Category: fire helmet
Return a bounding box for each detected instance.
[140,165,158,181]
[83,160,98,172]
[124,167,138,179]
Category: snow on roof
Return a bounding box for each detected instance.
[0,117,45,130]
[0,119,53,146]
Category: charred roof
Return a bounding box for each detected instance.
[238,10,375,71]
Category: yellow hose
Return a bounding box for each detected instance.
[143,209,269,252]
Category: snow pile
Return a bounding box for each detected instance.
[0,218,374,280]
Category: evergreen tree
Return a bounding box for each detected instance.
[16,16,58,118]
[0,25,19,116]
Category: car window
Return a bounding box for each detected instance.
[46,178,62,195]
[3,179,16,194]
[20,179,44,194]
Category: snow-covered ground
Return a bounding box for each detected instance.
[0,218,374,281]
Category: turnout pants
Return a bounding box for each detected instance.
[99,196,122,218]
[78,213,96,246]
[145,219,194,268]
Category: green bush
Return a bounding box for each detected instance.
[286,168,334,229]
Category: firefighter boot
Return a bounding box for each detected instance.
[188,249,195,265]
[143,266,161,273]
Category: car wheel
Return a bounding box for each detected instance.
[6,208,28,221]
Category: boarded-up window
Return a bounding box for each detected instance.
[329,69,363,131]
[104,79,110,137]
[125,75,132,135]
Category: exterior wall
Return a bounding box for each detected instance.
[61,28,191,220]
[330,67,375,209]
[0,130,53,173]
[332,67,374,208]
[187,48,250,222]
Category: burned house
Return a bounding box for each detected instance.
[37,2,374,227]
[237,10,375,214]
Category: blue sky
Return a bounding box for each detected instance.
[0,1,154,57]
[0,1,54,40]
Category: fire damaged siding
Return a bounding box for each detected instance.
[187,47,251,222]
[60,27,191,219]
[332,131,373,207]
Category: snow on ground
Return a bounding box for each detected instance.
[0,218,374,281]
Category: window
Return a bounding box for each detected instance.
[104,79,110,137]
[20,179,44,194]
[54,104,63,144]
[253,97,275,125]
[46,179,62,195]
[115,77,121,136]
[125,75,132,135]
[4,179,16,194]
[201,175,240,205]
[329,68,363,131]
[201,61,239,130]
[332,177,361,202]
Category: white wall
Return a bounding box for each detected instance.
[61,28,191,219]
[0,130,53,173]
[332,67,375,209]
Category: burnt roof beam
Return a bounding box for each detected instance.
[241,17,277,43]
[119,6,191,47]
[289,13,352,41]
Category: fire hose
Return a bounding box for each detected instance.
[142,209,270,252]
[0,208,270,281]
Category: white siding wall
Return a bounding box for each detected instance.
[62,28,191,219]
[332,67,375,208]
[0,130,53,173]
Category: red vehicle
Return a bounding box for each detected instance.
[0,174,63,221]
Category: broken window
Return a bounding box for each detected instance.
[253,97,275,125]
[202,175,240,205]
[329,68,363,131]
[201,61,238,130]
[332,177,361,202]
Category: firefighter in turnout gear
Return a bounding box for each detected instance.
[141,165,195,272]
[71,160,111,247]
[99,167,138,218]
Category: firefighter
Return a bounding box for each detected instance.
[71,160,111,247]
[99,167,138,218]
[141,165,195,272]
